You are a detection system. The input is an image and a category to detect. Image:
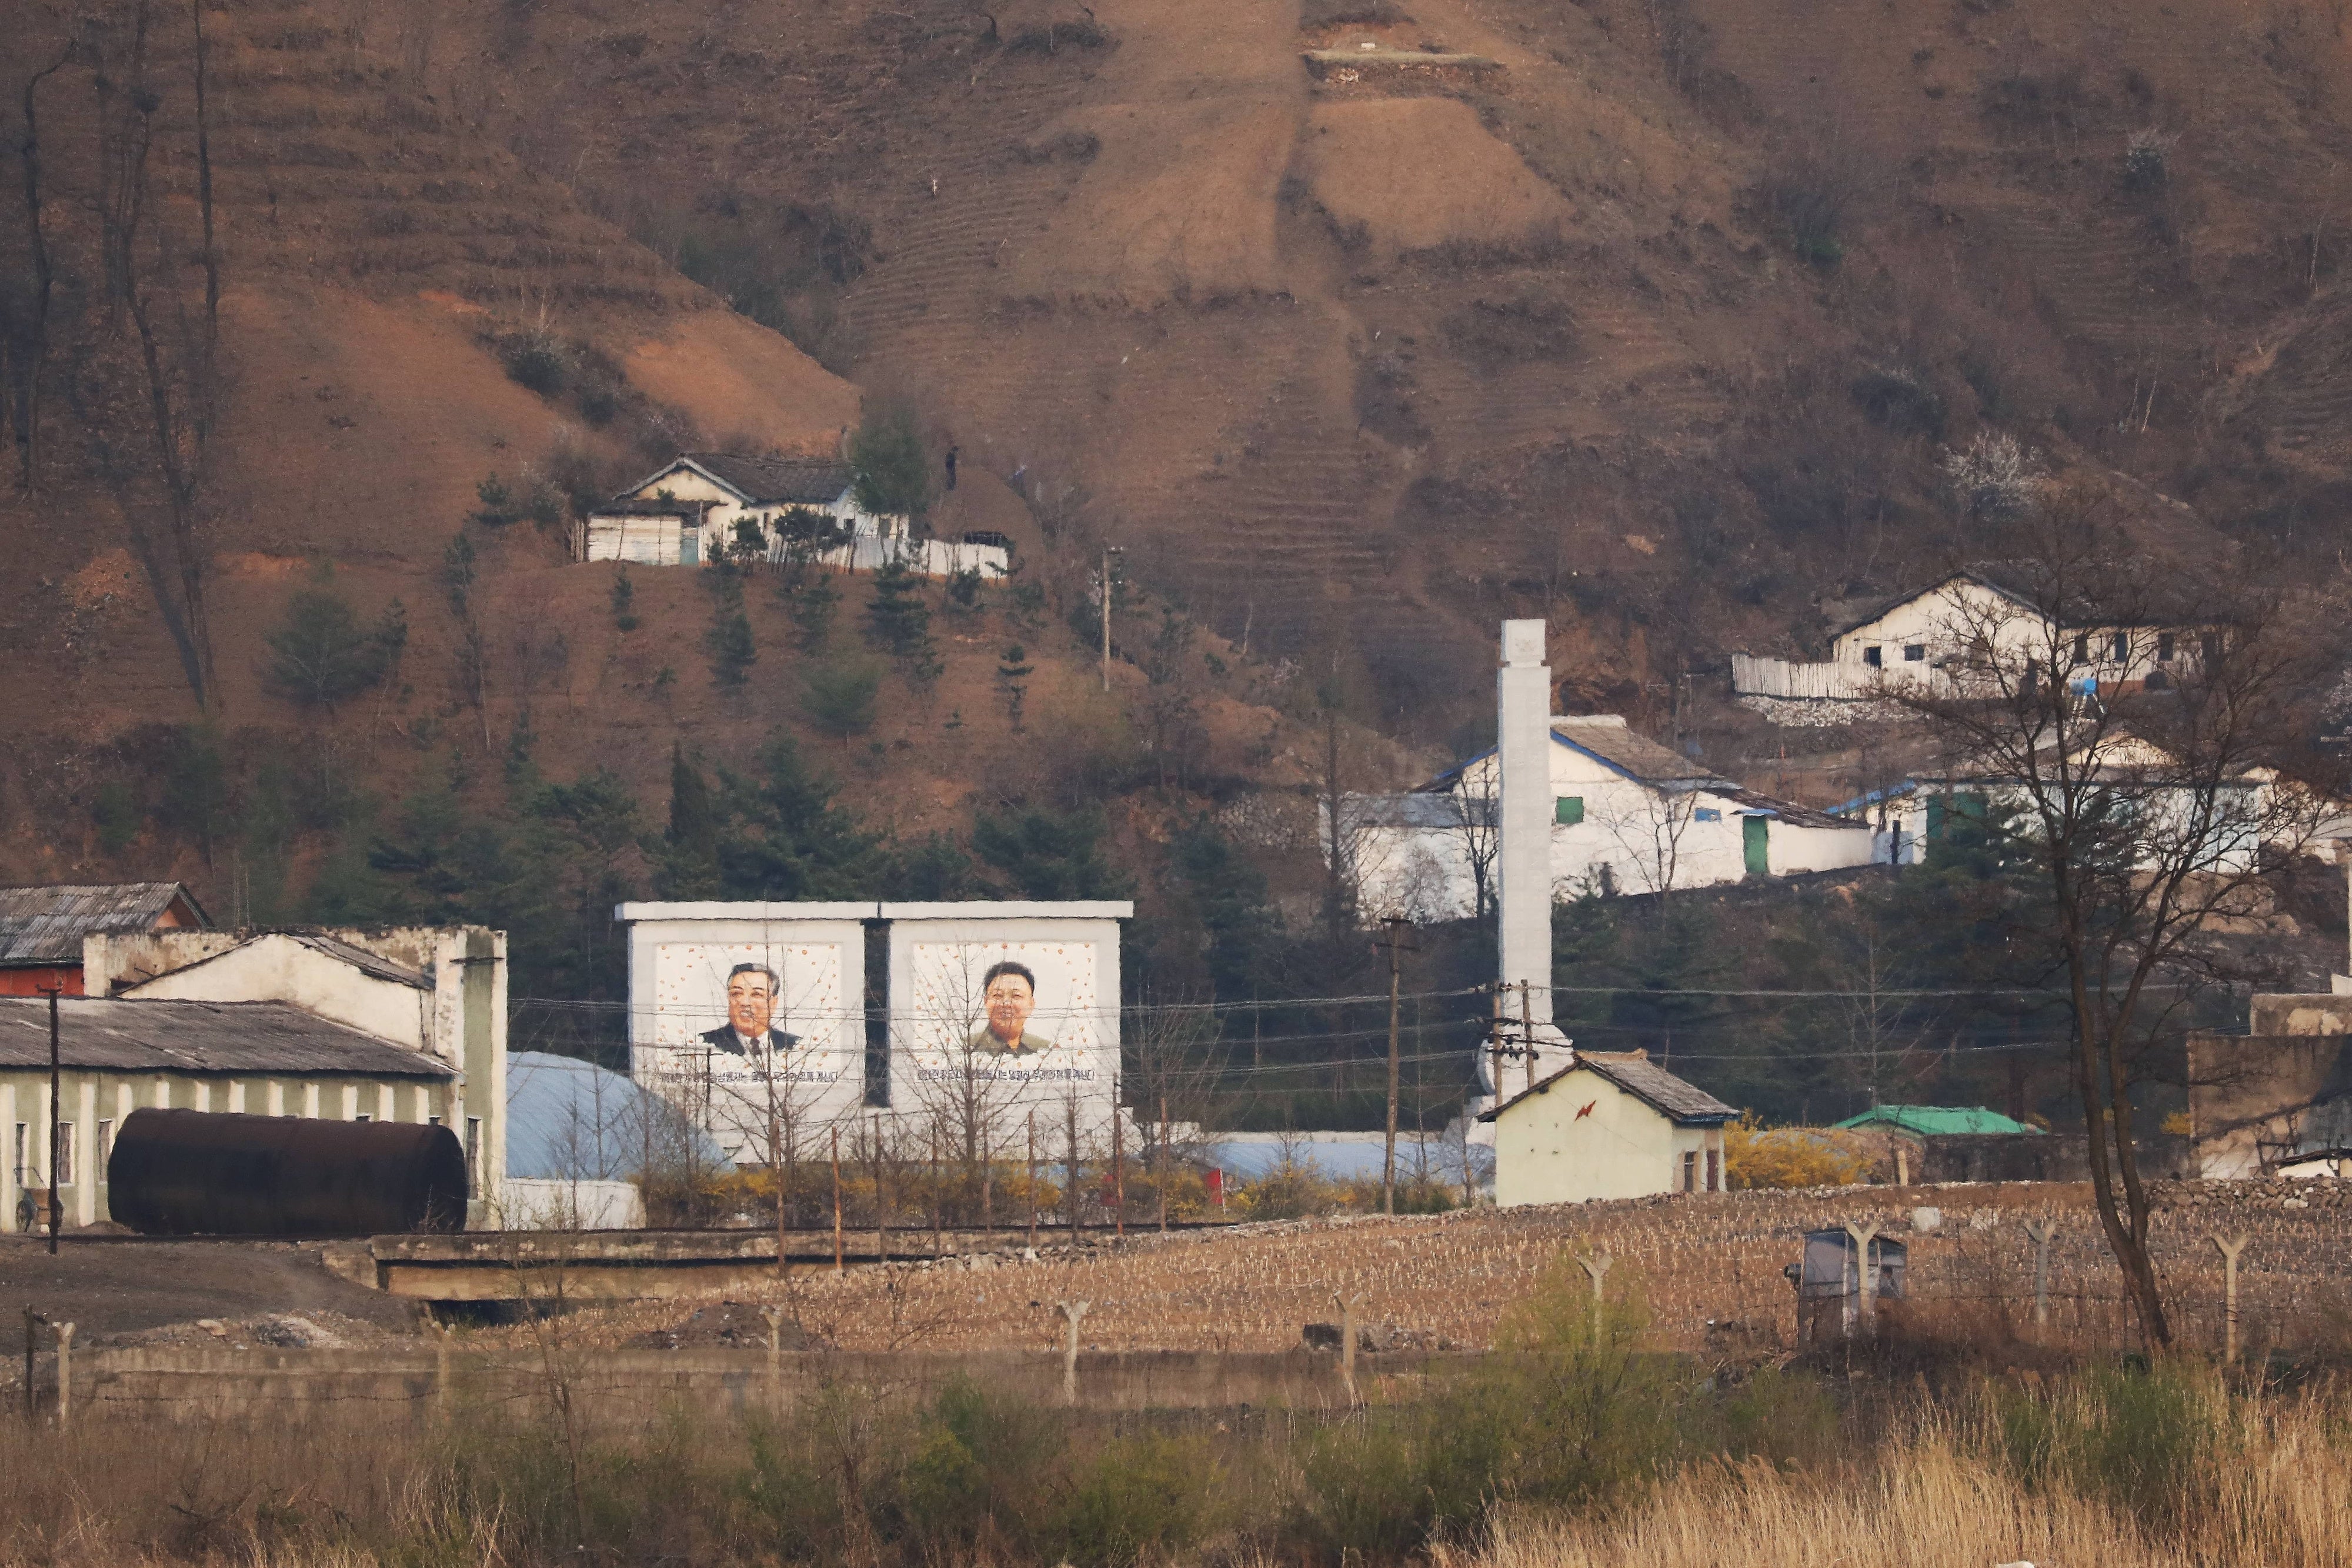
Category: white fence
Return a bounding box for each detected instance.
[798,535,1010,579]
[1732,655,1968,700]
[1732,655,1876,700]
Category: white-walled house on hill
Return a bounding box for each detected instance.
[579,452,1008,579]
[1734,564,2213,705]
[1342,716,1876,920]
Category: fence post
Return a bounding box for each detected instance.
[430,1316,452,1418]
[761,1305,785,1402]
[1844,1222,1881,1337]
[1576,1250,1613,1339]
[2023,1220,2055,1336]
[1055,1300,1091,1407]
[2211,1233,2250,1365]
[53,1322,71,1430]
[1333,1292,1367,1408]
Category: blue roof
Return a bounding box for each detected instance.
[506,1050,732,1180]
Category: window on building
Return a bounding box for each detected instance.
[1903,645,1925,662]
[1707,1148,1722,1192]
[1681,1150,1697,1193]
[11,1123,24,1184]
[465,1117,483,1187]
[1694,807,1721,823]
[2110,631,2129,661]
[1554,796,1584,827]
[1862,646,1882,668]
[96,1119,114,1181]
[2073,633,2090,665]
[55,1122,74,1188]
[2158,632,2176,662]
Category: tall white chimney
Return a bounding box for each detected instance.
[1494,620,1572,1100]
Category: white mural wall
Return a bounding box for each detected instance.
[620,902,1129,1163]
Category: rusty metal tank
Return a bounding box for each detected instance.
[107,1107,468,1236]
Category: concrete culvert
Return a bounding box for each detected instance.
[108,1107,468,1237]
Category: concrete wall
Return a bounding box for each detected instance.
[1492,1067,1724,1206]
[496,1177,645,1230]
[1,1069,452,1232]
[1909,1130,2193,1184]
[2190,1032,2352,1178]
[76,1345,1449,1419]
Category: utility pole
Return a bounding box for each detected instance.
[43,987,61,1255]
[1099,543,1122,690]
[1519,979,1536,1095]
[1110,1083,1125,1239]
[1374,917,1417,1215]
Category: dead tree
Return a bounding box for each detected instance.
[1893,502,2346,1349]
[9,45,75,491]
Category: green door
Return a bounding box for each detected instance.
[1743,815,1770,877]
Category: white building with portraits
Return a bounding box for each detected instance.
[616,900,1130,1164]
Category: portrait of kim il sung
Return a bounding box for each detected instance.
[969,960,1055,1056]
[702,962,802,1059]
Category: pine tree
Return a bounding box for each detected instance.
[704,564,756,686]
[996,643,1034,730]
[658,743,720,896]
[863,552,931,658]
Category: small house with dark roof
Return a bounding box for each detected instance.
[1340,715,1875,919]
[1477,1049,1736,1205]
[0,883,207,997]
[582,451,1009,579]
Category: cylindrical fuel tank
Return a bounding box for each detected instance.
[107,1107,468,1236]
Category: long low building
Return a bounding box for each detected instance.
[1,998,458,1232]
[1341,715,1879,920]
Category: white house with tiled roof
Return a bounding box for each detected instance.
[1340,716,1876,920]
[582,452,1007,578]
[1734,564,2216,703]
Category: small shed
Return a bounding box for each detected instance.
[1479,1050,1736,1206]
[0,883,207,996]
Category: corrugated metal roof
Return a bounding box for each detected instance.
[0,883,202,965]
[1834,1104,2043,1136]
[0,999,453,1078]
[506,1050,730,1179]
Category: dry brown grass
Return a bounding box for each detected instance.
[1467,1384,2352,1568]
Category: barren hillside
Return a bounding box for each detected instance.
[2,0,2350,950]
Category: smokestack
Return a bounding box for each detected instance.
[1495,620,1572,1096]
